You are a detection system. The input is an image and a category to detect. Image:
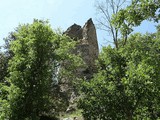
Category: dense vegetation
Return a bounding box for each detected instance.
[78,1,160,120]
[79,30,160,120]
[0,0,160,120]
[0,20,82,119]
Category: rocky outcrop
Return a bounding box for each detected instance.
[64,18,99,79]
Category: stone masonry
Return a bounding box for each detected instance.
[64,18,99,79]
[59,19,99,113]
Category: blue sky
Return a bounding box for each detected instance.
[0,0,96,45]
[0,0,158,48]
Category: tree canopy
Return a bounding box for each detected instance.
[78,2,160,119]
[112,0,159,46]
[79,26,160,119]
[0,20,82,120]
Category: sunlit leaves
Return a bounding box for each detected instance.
[0,19,82,120]
[112,0,160,46]
[79,28,160,119]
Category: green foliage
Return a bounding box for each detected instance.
[0,52,8,83]
[112,0,160,46]
[0,19,82,120]
[79,29,160,119]
[0,83,10,120]
[0,50,10,120]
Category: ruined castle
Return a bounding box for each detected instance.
[64,18,99,79]
[61,19,99,113]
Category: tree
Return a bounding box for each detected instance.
[96,0,160,48]
[95,0,128,49]
[0,30,17,84]
[0,52,8,83]
[0,20,82,120]
[0,50,10,120]
[7,20,56,120]
[112,0,160,46]
[79,28,160,119]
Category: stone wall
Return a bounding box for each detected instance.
[60,19,99,113]
[64,18,99,79]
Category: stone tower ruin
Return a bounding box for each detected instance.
[64,18,99,79]
[59,19,99,113]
